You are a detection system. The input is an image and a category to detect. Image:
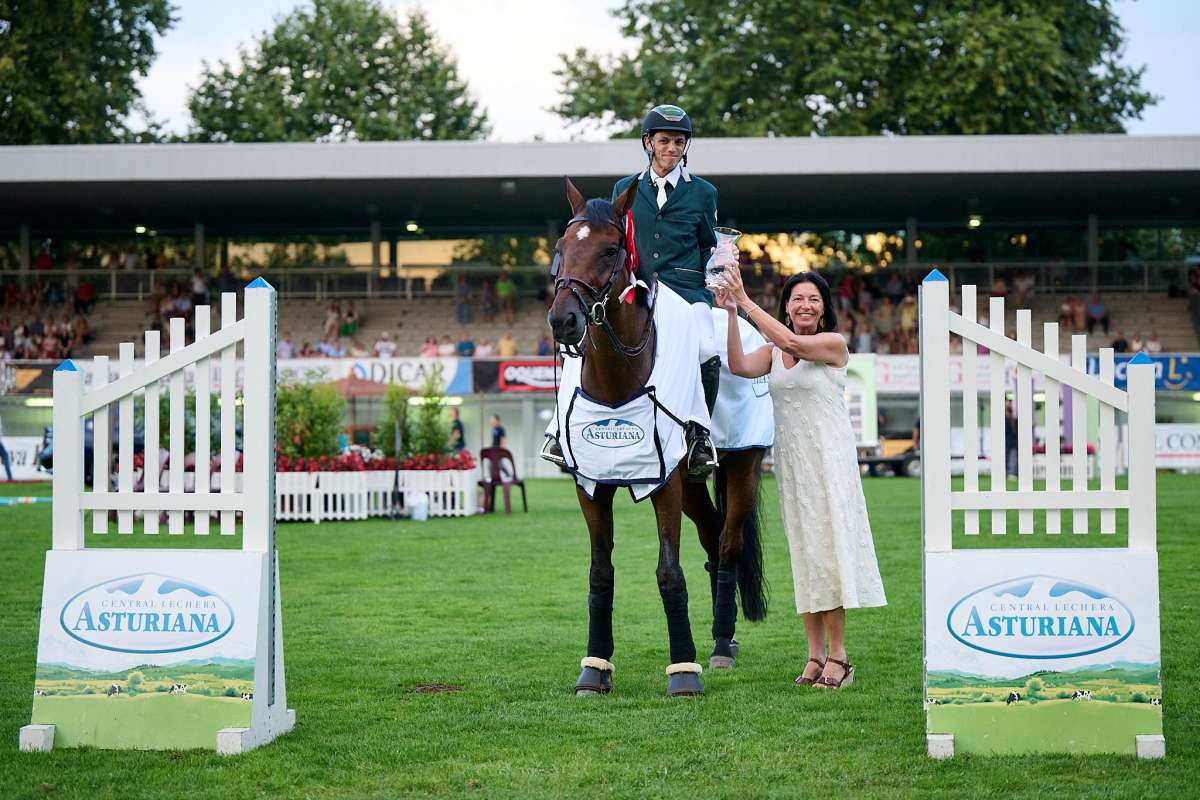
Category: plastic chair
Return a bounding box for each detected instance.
[477,447,527,514]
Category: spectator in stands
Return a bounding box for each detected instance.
[496,269,517,325]
[35,247,54,270]
[74,279,96,314]
[476,338,495,357]
[837,275,857,312]
[853,310,872,354]
[536,333,553,357]
[1129,332,1144,353]
[299,341,317,357]
[340,302,359,338]
[374,331,397,358]
[323,303,341,339]
[1086,294,1110,335]
[897,294,918,337]
[217,264,236,293]
[454,276,472,325]
[990,275,1008,298]
[480,278,497,323]
[497,330,518,357]
[419,336,438,358]
[884,273,904,303]
[190,269,208,308]
[1013,270,1036,308]
[1070,296,1087,333]
[1145,331,1163,354]
[1057,296,1074,330]
[326,338,347,358]
[871,297,896,342]
[437,335,456,357]
[277,333,295,360]
[1110,330,1128,353]
[0,336,10,360]
[457,332,476,357]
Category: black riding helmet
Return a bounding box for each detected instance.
[641,104,693,167]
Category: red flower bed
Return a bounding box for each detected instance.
[274,450,474,473]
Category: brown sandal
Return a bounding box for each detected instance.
[813,657,854,689]
[794,657,826,686]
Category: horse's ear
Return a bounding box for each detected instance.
[565,178,586,217]
[612,178,639,219]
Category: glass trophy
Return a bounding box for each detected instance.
[704,227,741,289]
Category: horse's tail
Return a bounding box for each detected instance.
[715,461,769,622]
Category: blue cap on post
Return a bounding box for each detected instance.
[55,359,79,372]
[246,276,274,290]
[1129,351,1153,365]
[923,268,947,282]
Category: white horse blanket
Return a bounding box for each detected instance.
[547,287,775,500]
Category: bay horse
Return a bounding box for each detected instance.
[548,178,767,697]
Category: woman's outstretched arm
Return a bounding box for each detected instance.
[723,267,848,368]
[713,285,772,378]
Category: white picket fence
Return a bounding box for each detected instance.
[274,469,478,523]
[919,272,1157,550]
[52,283,277,549]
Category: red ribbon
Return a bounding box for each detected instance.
[622,210,640,304]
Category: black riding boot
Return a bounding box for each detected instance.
[685,357,721,478]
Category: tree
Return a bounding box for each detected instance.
[554,0,1157,137]
[0,0,175,144]
[186,0,488,142]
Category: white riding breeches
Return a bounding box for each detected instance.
[692,300,717,362]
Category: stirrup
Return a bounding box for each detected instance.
[540,436,566,467]
[686,432,718,478]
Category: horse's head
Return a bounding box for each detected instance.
[547,178,640,346]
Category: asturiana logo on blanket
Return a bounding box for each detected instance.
[60,573,235,654]
[947,575,1134,660]
[582,418,646,448]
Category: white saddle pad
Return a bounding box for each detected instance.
[710,308,775,451]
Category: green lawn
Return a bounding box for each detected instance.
[31,693,251,751]
[2,475,1198,799]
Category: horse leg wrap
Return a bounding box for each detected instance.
[711,565,739,646]
[700,356,721,414]
[660,586,696,665]
[587,591,615,661]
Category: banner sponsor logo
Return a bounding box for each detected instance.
[60,573,235,655]
[947,574,1134,660]
[499,360,557,392]
[582,418,645,448]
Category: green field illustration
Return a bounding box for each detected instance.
[32,658,255,749]
[927,662,1162,754]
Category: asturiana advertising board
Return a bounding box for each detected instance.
[31,549,265,750]
[925,549,1162,755]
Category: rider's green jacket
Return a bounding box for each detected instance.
[611,168,718,306]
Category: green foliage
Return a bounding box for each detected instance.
[375,384,411,458]
[1056,690,1072,699]
[0,0,175,144]
[978,693,993,703]
[276,381,346,458]
[1131,692,1148,703]
[223,687,238,698]
[405,375,451,458]
[453,236,552,267]
[135,392,229,453]
[555,0,1157,137]
[186,0,488,142]
[1024,677,1046,699]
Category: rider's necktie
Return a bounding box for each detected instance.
[656,178,669,209]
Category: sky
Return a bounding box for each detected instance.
[137,0,1200,141]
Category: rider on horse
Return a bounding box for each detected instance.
[543,103,727,477]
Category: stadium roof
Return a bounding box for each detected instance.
[2,134,1198,236]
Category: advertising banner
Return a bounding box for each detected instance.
[925,549,1162,755]
[78,357,473,395]
[1087,353,1198,392]
[1152,423,1200,470]
[2,435,47,480]
[31,549,265,749]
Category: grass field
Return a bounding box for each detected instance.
[2,475,1198,799]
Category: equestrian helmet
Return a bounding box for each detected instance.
[640,104,693,138]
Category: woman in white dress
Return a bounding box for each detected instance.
[714,268,886,689]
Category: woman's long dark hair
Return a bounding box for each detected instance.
[777,271,837,333]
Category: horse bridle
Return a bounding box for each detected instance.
[551,212,654,359]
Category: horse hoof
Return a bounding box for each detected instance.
[575,665,613,696]
[666,664,704,696]
[709,654,735,669]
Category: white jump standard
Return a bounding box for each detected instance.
[20,278,295,755]
[919,270,1164,759]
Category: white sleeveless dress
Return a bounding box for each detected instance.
[768,347,887,614]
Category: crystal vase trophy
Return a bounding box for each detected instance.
[704,227,742,289]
